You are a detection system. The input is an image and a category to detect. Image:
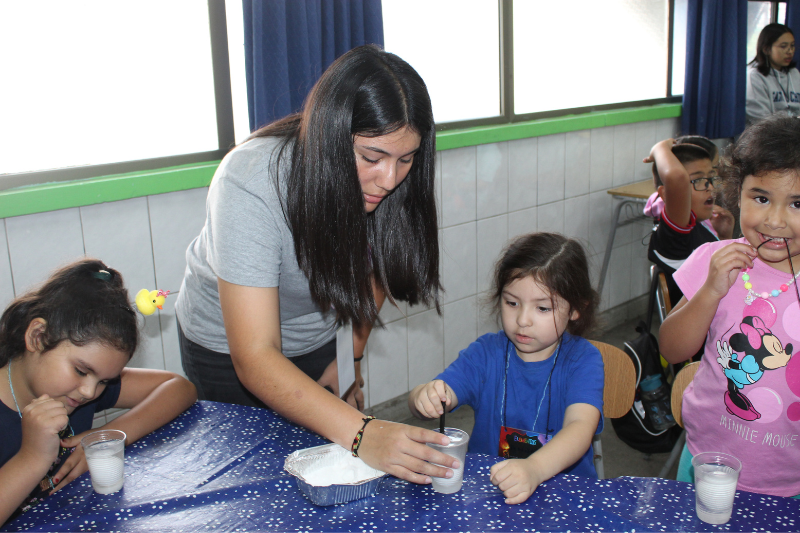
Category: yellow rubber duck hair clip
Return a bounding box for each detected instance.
[134,289,170,316]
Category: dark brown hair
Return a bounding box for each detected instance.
[0,259,138,365]
[248,44,440,328]
[721,115,800,219]
[489,233,597,336]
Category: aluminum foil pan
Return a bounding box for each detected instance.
[284,443,388,506]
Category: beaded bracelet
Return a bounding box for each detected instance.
[351,416,376,457]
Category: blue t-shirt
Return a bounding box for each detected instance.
[437,331,604,478]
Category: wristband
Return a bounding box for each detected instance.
[351,416,376,457]
[353,355,364,362]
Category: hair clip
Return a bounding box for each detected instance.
[91,270,112,281]
[134,289,171,316]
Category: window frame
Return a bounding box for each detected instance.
[436,0,683,132]
[0,0,235,192]
[3,0,684,190]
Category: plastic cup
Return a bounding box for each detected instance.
[81,430,126,494]
[692,451,741,525]
[426,427,469,494]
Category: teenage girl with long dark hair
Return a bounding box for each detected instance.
[175,44,458,483]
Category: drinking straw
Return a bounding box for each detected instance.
[439,401,446,433]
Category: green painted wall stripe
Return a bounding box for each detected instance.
[0,162,219,219]
[0,103,681,219]
[436,103,682,151]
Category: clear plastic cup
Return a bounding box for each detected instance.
[81,430,126,494]
[692,451,741,525]
[426,427,469,494]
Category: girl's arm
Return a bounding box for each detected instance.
[659,242,756,364]
[217,279,457,484]
[746,68,774,124]
[489,403,600,505]
[646,139,693,228]
[0,396,69,524]
[408,380,459,419]
[52,368,197,490]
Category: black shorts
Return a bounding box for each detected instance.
[177,321,336,407]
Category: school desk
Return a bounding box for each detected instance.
[3,401,798,532]
[598,179,655,295]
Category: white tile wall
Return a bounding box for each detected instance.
[0,116,679,411]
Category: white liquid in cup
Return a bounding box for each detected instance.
[692,453,741,526]
[426,428,469,494]
[81,430,126,495]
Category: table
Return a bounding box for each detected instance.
[5,401,799,532]
[598,179,656,296]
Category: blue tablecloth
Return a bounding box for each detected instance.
[4,401,799,532]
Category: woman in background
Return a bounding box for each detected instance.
[746,23,800,126]
[175,45,458,484]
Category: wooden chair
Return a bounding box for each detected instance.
[655,361,700,478]
[650,264,672,324]
[671,361,699,428]
[590,340,636,479]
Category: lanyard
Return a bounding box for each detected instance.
[771,67,795,112]
[500,337,561,435]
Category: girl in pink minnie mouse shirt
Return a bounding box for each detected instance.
[660,116,800,498]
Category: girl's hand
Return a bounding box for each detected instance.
[356,420,458,484]
[490,458,544,505]
[19,395,68,466]
[704,242,756,300]
[412,380,452,419]
[49,432,90,492]
[643,138,674,163]
[344,362,365,412]
[710,205,735,240]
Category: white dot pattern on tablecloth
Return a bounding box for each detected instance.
[3,401,800,532]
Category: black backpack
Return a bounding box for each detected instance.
[610,320,682,454]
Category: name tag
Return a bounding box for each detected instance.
[498,426,551,459]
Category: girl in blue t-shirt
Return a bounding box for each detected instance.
[409,232,604,504]
[0,259,196,525]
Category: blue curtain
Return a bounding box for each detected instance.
[787,1,800,64]
[681,0,747,138]
[243,0,384,132]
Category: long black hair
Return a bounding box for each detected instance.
[750,23,796,76]
[0,259,138,365]
[489,233,598,337]
[249,45,440,328]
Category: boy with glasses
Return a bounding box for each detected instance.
[644,138,734,307]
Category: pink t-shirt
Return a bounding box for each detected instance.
[674,238,800,497]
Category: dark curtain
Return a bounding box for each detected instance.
[787,1,800,64]
[681,0,747,138]
[243,0,384,133]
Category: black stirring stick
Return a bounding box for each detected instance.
[439,401,446,433]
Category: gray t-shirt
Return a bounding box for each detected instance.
[175,136,337,357]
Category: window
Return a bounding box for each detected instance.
[382,0,500,123]
[747,1,788,63]
[514,1,669,115]
[0,0,239,190]
[383,0,683,127]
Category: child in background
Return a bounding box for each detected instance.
[0,259,197,524]
[645,137,734,307]
[660,115,800,498]
[408,233,603,505]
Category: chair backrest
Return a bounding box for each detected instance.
[590,340,636,418]
[657,271,672,315]
[671,361,699,428]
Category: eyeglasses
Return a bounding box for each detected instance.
[690,176,722,191]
